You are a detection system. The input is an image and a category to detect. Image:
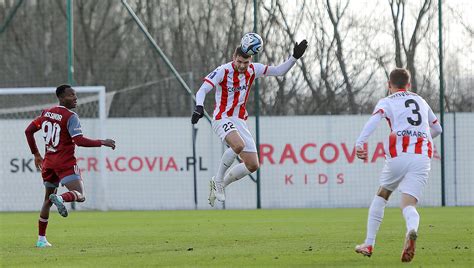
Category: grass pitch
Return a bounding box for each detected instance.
[1,207,472,267]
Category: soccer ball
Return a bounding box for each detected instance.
[240,33,263,56]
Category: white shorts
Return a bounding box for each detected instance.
[379,153,431,201]
[212,117,257,152]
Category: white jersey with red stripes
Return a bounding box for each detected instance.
[203,62,268,120]
[374,90,438,158]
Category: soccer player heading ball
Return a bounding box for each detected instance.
[25,85,116,248]
[191,35,308,207]
[354,68,442,262]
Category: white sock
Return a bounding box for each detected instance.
[215,148,237,182]
[223,163,251,187]
[38,235,47,241]
[365,195,387,246]
[402,205,420,233]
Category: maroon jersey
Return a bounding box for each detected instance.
[31,106,83,169]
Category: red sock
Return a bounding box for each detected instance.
[38,218,48,236]
[61,191,78,202]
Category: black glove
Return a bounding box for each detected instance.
[293,39,308,59]
[191,105,204,124]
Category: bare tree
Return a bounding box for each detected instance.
[325,0,359,113]
[388,0,433,93]
[0,0,471,115]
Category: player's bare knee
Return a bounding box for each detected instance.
[376,187,391,200]
[246,162,259,173]
[232,143,245,154]
[377,193,390,201]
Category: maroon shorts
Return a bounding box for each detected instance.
[42,165,82,188]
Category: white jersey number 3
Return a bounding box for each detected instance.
[41,121,61,147]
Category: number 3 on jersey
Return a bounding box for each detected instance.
[41,121,61,147]
[405,99,422,126]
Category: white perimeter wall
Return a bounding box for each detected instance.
[1,114,472,211]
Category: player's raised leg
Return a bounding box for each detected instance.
[400,193,419,262]
[214,131,242,202]
[355,187,391,257]
[215,147,238,183]
[210,152,256,207]
[50,171,85,217]
[61,176,86,203]
[223,151,258,188]
[221,119,259,190]
[208,178,217,207]
[37,186,57,248]
[209,130,243,206]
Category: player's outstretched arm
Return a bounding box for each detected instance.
[100,139,116,150]
[265,39,308,76]
[73,136,115,150]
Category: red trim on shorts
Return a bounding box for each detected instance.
[389,133,397,157]
[203,78,215,88]
[402,136,410,152]
[226,70,241,117]
[415,137,423,154]
[432,119,438,124]
[427,140,433,158]
[215,69,229,120]
[239,65,255,120]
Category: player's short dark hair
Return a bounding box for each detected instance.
[56,84,72,98]
[389,68,411,89]
[234,46,251,59]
